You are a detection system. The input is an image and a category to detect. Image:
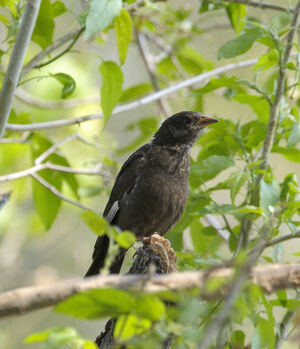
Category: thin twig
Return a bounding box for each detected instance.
[221,0,292,12]
[136,31,171,116]
[198,227,270,349]
[15,89,99,109]
[6,58,257,132]
[1,263,300,318]
[31,173,92,212]
[0,162,109,183]
[204,214,230,241]
[264,231,300,248]
[34,133,79,164]
[275,309,296,349]
[0,0,41,138]
[34,27,85,69]
[21,27,84,77]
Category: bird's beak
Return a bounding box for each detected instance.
[198,115,218,128]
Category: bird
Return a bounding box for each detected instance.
[85,111,218,277]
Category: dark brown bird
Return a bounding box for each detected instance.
[85,111,218,276]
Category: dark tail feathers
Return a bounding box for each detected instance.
[85,235,127,277]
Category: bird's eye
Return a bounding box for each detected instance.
[184,116,192,124]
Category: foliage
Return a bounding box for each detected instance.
[1,0,300,348]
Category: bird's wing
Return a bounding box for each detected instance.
[103,143,150,224]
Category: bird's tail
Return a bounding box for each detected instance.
[85,235,127,277]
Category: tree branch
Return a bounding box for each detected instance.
[15,89,99,109]
[0,0,41,138]
[136,31,171,116]
[221,0,292,12]
[1,263,300,319]
[0,162,109,183]
[31,173,93,212]
[236,2,300,251]
[6,58,257,132]
[264,231,300,248]
[21,27,84,77]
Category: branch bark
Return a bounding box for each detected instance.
[0,0,41,139]
[6,58,257,132]
[1,263,300,319]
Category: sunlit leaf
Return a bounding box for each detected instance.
[226,3,246,35]
[100,61,123,122]
[115,9,132,65]
[114,314,151,341]
[114,230,136,248]
[52,1,67,17]
[85,0,122,39]
[81,211,108,235]
[32,0,54,49]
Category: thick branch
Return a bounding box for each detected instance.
[0,0,41,138]
[259,1,300,172]
[1,263,300,318]
[6,58,257,132]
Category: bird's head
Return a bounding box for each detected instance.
[153,111,218,147]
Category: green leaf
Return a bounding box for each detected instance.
[234,94,270,123]
[200,204,264,216]
[226,3,246,35]
[81,211,108,235]
[100,61,123,122]
[229,171,249,204]
[85,0,122,39]
[24,329,52,343]
[52,1,67,17]
[135,295,166,321]
[177,46,213,74]
[254,49,279,71]
[31,134,79,229]
[51,73,76,99]
[217,28,261,59]
[31,136,62,229]
[24,327,80,345]
[190,155,234,188]
[269,12,291,32]
[231,330,245,346]
[114,314,151,341]
[288,122,300,147]
[119,83,153,103]
[114,9,132,65]
[195,76,240,94]
[114,231,136,248]
[55,289,136,319]
[260,180,280,216]
[272,146,300,163]
[32,0,54,49]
